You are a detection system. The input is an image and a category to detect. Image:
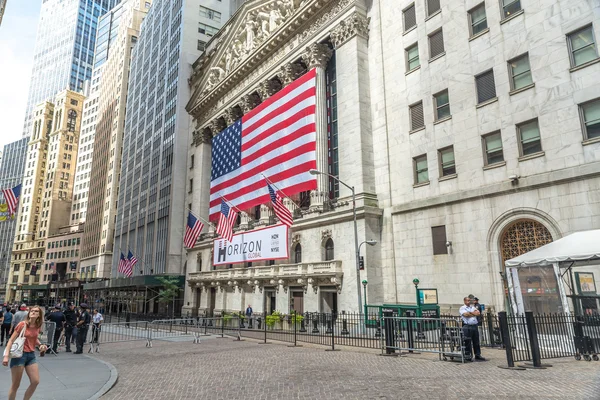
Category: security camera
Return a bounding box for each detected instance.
[509,174,520,182]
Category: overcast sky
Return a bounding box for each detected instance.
[0,0,41,150]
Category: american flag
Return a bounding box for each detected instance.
[184,212,204,248]
[209,69,318,219]
[2,184,21,216]
[125,250,137,277]
[118,253,127,275]
[216,200,237,242]
[50,262,56,274]
[267,182,293,227]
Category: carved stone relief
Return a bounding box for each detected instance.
[330,12,370,49]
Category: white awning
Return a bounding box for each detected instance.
[505,229,600,267]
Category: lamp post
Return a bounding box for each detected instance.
[309,169,377,314]
[413,278,420,314]
[362,280,368,313]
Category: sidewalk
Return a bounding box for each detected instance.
[0,351,117,400]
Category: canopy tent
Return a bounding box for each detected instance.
[505,229,600,314]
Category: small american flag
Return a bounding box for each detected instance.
[209,69,317,219]
[125,250,137,277]
[2,184,21,216]
[118,253,127,275]
[267,182,293,227]
[216,200,237,242]
[184,212,204,248]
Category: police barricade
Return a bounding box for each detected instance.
[40,321,58,356]
[87,321,153,353]
[381,315,465,362]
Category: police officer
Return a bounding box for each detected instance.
[64,303,77,352]
[459,296,485,362]
[75,303,91,354]
[46,304,66,353]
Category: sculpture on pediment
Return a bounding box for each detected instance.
[244,13,258,52]
[269,4,283,32]
[278,0,296,18]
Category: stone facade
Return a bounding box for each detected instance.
[183,0,600,316]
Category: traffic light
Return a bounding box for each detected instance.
[359,256,364,270]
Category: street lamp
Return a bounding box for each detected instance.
[362,280,368,311]
[309,169,375,314]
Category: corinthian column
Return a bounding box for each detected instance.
[302,43,333,211]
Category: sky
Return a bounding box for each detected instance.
[0,0,41,150]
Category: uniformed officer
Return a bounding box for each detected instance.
[45,304,66,353]
[63,303,77,352]
[75,303,91,354]
[459,296,485,361]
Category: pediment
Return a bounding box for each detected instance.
[186,0,338,117]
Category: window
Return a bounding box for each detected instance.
[567,25,598,68]
[197,40,206,52]
[409,101,424,131]
[189,178,193,193]
[468,3,487,37]
[517,119,542,156]
[482,132,504,165]
[414,154,429,184]
[324,239,334,261]
[199,6,221,22]
[580,98,600,140]
[475,70,496,104]
[509,54,533,90]
[501,0,521,19]
[198,22,219,36]
[426,0,440,17]
[403,4,416,32]
[190,154,195,169]
[434,90,450,120]
[294,243,302,263]
[438,146,456,177]
[432,226,447,255]
[406,43,420,71]
[428,29,445,59]
[67,110,77,132]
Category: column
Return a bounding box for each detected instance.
[302,43,332,211]
[259,204,272,225]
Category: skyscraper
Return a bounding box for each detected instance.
[0,138,28,301]
[108,0,236,291]
[0,0,7,26]
[21,0,120,138]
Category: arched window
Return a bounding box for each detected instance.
[325,238,334,261]
[294,243,302,263]
[500,219,553,264]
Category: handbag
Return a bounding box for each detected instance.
[9,322,27,359]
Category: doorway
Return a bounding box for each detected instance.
[209,288,216,317]
[264,289,276,315]
[320,287,337,313]
[290,289,304,313]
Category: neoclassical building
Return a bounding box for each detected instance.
[184,0,600,316]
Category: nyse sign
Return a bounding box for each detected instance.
[213,224,289,265]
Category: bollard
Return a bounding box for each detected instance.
[248,316,253,329]
[497,311,525,370]
[325,319,332,334]
[299,314,307,333]
[406,318,415,353]
[341,318,349,335]
[522,311,550,368]
[375,319,381,339]
[486,312,495,347]
[382,311,398,356]
[312,318,319,334]
[257,317,262,330]
[325,313,339,352]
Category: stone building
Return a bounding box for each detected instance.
[182,0,599,316]
[6,90,86,303]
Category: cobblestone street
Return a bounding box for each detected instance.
[91,336,600,400]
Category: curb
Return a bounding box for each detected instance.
[85,355,118,400]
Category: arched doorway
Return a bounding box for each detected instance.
[500,219,558,313]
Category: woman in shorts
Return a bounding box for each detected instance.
[2,305,47,400]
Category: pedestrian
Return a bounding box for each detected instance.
[63,303,77,352]
[473,297,483,326]
[2,305,47,400]
[459,296,485,362]
[74,304,90,354]
[71,306,80,346]
[91,309,103,343]
[45,304,66,354]
[1,306,13,346]
[11,304,29,336]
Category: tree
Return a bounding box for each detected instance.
[156,277,182,318]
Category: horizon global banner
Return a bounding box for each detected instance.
[213,224,289,266]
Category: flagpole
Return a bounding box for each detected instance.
[260,174,301,209]
[219,195,242,213]
[185,207,216,229]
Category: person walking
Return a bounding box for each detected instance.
[459,296,485,362]
[245,304,253,329]
[63,303,77,352]
[2,305,47,400]
[74,304,90,354]
[91,309,103,343]
[1,306,13,346]
[11,304,28,336]
[45,305,66,354]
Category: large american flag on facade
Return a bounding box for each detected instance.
[209,69,318,220]
[184,212,204,248]
[267,182,293,227]
[216,200,237,242]
[125,250,137,277]
[118,253,127,275]
[2,184,21,216]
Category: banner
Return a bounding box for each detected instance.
[0,203,13,222]
[213,224,288,266]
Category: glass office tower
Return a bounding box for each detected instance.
[21,0,120,138]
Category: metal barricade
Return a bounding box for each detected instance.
[87,321,152,352]
[382,316,465,362]
[40,321,58,356]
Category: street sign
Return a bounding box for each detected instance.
[418,288,438,305]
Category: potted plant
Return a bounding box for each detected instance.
[265,310,282,330]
